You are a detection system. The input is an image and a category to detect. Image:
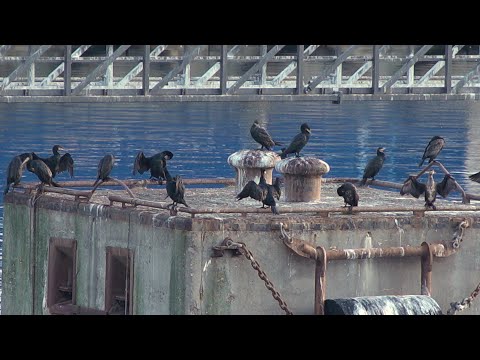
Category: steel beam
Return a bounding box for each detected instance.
[417,45,463,86]
[226,45,285,95]
[220,45,228,94]
[150,45,207,94]
[117,45,167,88]
[195,45,242,86]
[453,61,480,93]
[0,45,12,57]
[272,45,320,86]
[64,45,72,95]
[71,45,130,95]
[296,45,304,94]
[445,45,453,93]
[380,45,433,93]
[306,45,358,91]
[143,45,150,95]
[0,45,51,91]
[40,45,91,87]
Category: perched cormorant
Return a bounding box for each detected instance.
[424,170,437,210]
[133,150,173,184]
[401,173,457,201]
[30,145,74,178]
[337,182,359,209]
[4,153,33,195]
[419,136,445,167]
[360,147,386,186]
[236,169,280,215]
[27,159,61,187]
[279,123,311,159]
[93,154,115,187]
[165,172,189,208]
[250,120,282,150]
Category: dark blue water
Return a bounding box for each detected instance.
[2,100,480,254]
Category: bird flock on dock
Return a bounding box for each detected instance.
[3,120,478,215]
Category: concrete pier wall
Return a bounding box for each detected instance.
[3,191,480,315]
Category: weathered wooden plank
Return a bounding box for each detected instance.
[453,61,480,93]
[64,45,72,95]
[346,46,389,85]
[221,45,228,94]
[150,45,207,93]
[260,45,267,85]
[0,45,51,91]
[445,45,453,93]
[143,45,150,95]
[272,45,320,86]
[195,45,242,86]
[306,45,358,91]
[40,45,91,87]
[226,45,285,95]
[71,45,130,95]
[380,45,433,93]
[296,45,304,94]
[417,45,463,85]
[27,46,36,86]
[117,45,167,88]
[105,45,114,88]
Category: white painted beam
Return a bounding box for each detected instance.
[417,45,464,85]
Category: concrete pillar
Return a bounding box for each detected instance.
[275,157,330,202]
[227,149,281,193]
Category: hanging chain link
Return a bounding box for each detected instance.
[451,220,468,249]
[235,241,293,315]
[447,281,480,315]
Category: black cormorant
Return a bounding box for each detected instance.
[400,175,426,198]
[436,174,458,198]
[250,120,282,150]
[337,182,359,209]
[4,153,33,194]
[424,170,437,210]
[279,123,311,159]
[27,159,61,187]
[419,136,445,167]
[31,145,74,178]
[360,147,385,186]
[165,172,189,208]
[133,150,173,184]
[93,154,115,187]
[236,169,279,214]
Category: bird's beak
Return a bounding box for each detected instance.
[306,128,312,134]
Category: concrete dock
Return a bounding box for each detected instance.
[2,179,480,315]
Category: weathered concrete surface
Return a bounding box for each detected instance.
[3,182,480,315]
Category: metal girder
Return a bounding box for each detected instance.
[417,45,464,85]
[150,45,207,94]
[0,45,12,57]
[271,45,320,86]
[306,45,358,91]
[71,45,130,95]
[380,45,433,92]
[0,45,51,91]
[195,45,242,86]
[40,45,92,87]
[453,62,480,93]
[116,45,167,88]
[226,45,285,95]
[346,45,389,85]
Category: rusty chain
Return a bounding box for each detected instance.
[447,281,480,315]
[234,241,293,315]
[451,220,468,249]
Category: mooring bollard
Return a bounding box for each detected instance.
[227,149,281,193]
[275,157,330,202]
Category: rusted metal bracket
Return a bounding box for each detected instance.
[212,237,243,257]
[279,223,317,260]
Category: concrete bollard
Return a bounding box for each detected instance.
[227,149,281,193]
[275,157,330,202]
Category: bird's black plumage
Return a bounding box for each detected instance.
[279,123,311,159]
[236,170,280,214]
[400,175,426,198]
[469,171,480,183]
[424,170,437,210]
[337,182,359,208]
[30,145,74,178]
[133,150,173,184]
[93,154,115,187]
[436,174,457,198]
[250,120,282,150]
[360,147,385,186]
[165,172,189,208]
[4,153,33,195]
[27,159,61,187]
[419,136,445,167]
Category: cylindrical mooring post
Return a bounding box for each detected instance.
[227,149,281,193]
[275,157,330,202]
